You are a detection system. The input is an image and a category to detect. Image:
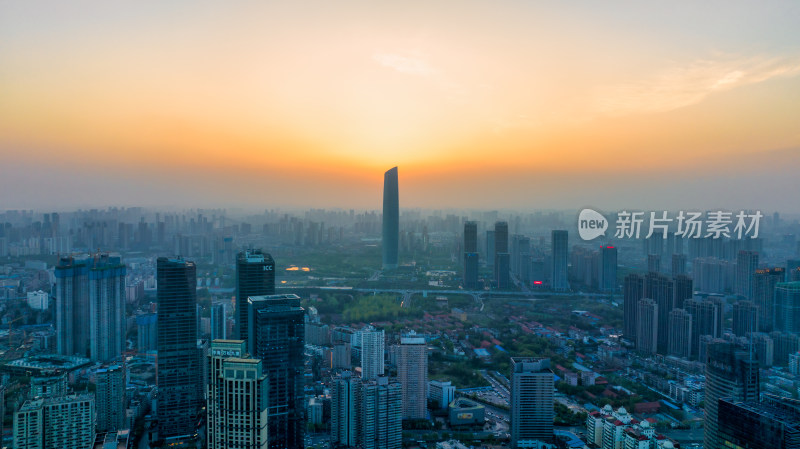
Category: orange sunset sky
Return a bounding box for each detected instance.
[1,1,799,212]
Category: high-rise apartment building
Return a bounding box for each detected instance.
[647,254,661,274]
[136,313,157,352]
[331,371,358,447]
[14,394,95,449]
[55,254,126,361]
[736,250,759,298]
[396,334,428,420]
[357,376,402,449]
[694,257,733,294]
[671,253,687,275]
[358,327,385,381]
[88,254,126,362]
[55,256,90,358]
[685,298,723,360]
[668,308,692,359]
[673,274,693,310]
[95,363,127,432]
[636,298,658,355]
[623,274,645,343]
[510,357,554,447]
[645,272,674,354]
[248,294,305,449]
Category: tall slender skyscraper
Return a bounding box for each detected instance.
[623,274,645,343]
[494,221,509,253]
[210,303,226,340]
[397,334,428,420]
[495,221,510,289]
[331,371,358,447]
[463,221,479,289]
[382,167,399,270]
[156,257,201,442]
[486,230,496,267]
[704,342,759,449]
[207,340,268,449]
[636,298,658,354]
[599,245,617,292]
[359,327,385,381]
[248,294,305,449]
[736,250,760,299]
[551,230,568,291]
[510,357,554,447]
[236,249,275,341]
[464,221,478,253]
[673,274,693,310]
[645,272,675,354]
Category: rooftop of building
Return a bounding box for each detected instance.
[511,357,552,373]
[93,430,130,449]
[449,397,483,410]
[721,394,800,425]
[248,293,301,302]
[5,354,91,373]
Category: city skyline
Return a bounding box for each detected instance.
[3,201,800,448]
[1,1,799,211]
[2,2,800,446]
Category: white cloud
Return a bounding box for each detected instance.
[594,55,800,117]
